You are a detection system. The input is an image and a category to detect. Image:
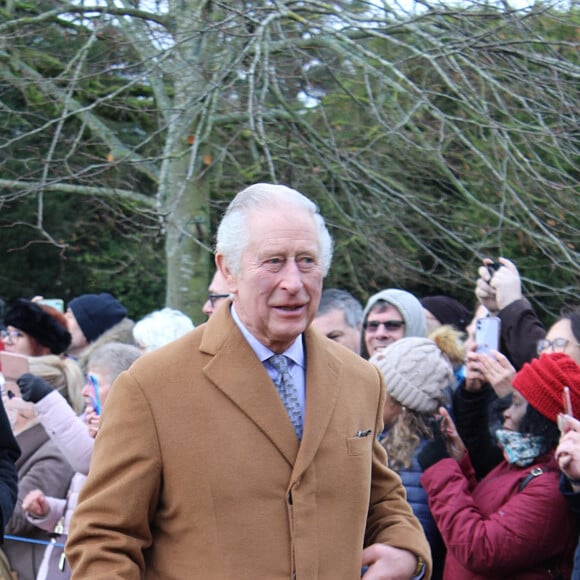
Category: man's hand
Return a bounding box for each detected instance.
[23,489,49,518]
[475,257,522,313]
[488,258,522,310]
[361,544,418,579]
[475,259,499,313]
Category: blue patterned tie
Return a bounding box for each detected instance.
[269,355,303,440]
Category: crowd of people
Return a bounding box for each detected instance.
[0,182,578,579]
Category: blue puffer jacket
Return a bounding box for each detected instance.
[384,437,445,579]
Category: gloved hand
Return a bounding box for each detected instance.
[417,418,450,471]
[17,373,54,403]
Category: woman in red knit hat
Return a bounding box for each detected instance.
[417,351,580,579]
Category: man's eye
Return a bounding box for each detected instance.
[264,258,284,270]
[297,256,316,269]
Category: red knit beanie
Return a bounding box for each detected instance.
[512,352,580,423]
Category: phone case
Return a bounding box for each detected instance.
[475,316,501,357]
[0,351,30,398]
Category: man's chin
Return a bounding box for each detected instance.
[269,321,308,346]
[369,344,390,356]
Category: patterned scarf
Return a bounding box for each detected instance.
[495,429,544,467]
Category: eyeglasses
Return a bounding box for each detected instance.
[0,329,23,344]
[537,337,580,355]
[207,293,231,308]
[363,320,405,333]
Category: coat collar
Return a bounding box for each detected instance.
[200,301,343,472]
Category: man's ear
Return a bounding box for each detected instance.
[216,253,237,293]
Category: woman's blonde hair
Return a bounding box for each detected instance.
[381,408,434,471]
[28,355,85,414]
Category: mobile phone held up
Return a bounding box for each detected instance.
[487,259,501,279]
[475,316,501,358]
[37,298,64,313]
[558,387,575,432]
[0,351,30,398]
[87,374,101,415]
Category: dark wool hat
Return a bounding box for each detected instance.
[68,293,128,343]
[420,295,471,333]
[4,298,71,354]
[512,352,580,424]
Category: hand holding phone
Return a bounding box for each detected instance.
[87,374,101,415]
[487,259,501,279]
[475,316,501,358]
[558,387,575,432]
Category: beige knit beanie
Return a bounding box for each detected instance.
[370,337,455,413]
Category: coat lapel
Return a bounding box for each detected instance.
[199,306,344,472]
[200,304,300,465]
[292,328,342,480]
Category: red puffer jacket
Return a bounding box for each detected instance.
[421,453,575,579]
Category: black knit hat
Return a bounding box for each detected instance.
[68,292,127,343]
[4,298,71,354]
[420,295,471,333]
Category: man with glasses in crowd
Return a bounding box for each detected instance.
[202,269,232,318]
[311,288,363,354]
[359,289,427,360]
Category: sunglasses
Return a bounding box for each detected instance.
[363,320,405,333]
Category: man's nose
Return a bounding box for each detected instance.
[202,300,213,316]
[375,325,391,338]
[280,260,303,291]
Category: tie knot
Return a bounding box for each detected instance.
[269,354,289,374]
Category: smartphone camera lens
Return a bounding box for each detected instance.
[487,261,501,278]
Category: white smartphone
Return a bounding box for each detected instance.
[0,351,30,398]
[475,316,501,357]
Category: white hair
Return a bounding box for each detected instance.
[215,183,333,277]
[89,342,143,384]
[133,308,195,352]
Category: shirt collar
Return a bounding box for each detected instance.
[230,304,305,368]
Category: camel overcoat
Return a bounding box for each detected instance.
[66,303,431,579]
